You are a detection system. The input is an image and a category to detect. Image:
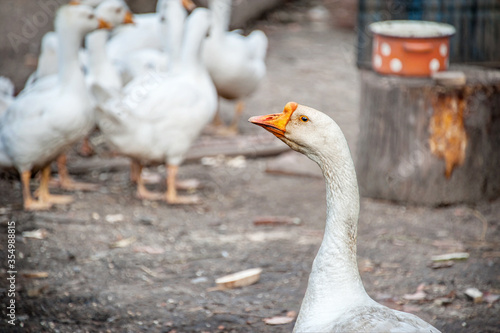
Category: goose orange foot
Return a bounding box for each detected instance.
[57,153,99,191]
[135,187,164,201]
[59,178,99,191]
[165,193,201,205]
[24,198,53,211]
[36,165,74,205]
[40,193,74,205]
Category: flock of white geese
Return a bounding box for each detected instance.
[0,1,441,331]
[0,0,267,209]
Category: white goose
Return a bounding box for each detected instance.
[0,4,109,210]
[249,102,441,333]
[203,0,267,134]
[74,0,134,157]
[93,7,216,204]
[85,0,134,95]
[0,76,14,115]
[120,0,189,91]
[107,0,195,83]
[24,32,59,89]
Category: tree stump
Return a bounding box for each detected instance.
[356,66,500,205]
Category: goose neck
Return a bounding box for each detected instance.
[295,144,368,329]
[162,2,186,69]
[86,30,109,75]
[180,13,209,71]
[56,28,85,89]
[209,0,231,36]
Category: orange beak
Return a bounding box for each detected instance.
[123,11,134,25]
[98,18,112,30]
[182,0,196,11]
[248,102,298,138]
[69,0,80,5]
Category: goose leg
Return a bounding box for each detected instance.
[78,136,94,157]
[211,97,224,127]
[57,154,99,191]
[38,165,74,205]
[228,100,245,134]
[130,159,140,183]
[135,163,163,200]
[212,109,225,127]
[21,170,52,211]
[165,165,200,205]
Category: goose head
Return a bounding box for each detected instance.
[249,102,342,162]
[56,4,111,35]
[94,0,134,28]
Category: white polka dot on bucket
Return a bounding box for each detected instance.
[439,43,448,57]
[390,58,402,72]
[373,54,382,68]
[381,43,391,56]
[429,58,440,72]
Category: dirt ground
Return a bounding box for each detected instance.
[1,5,500,333]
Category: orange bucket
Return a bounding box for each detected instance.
[369,20,456,77]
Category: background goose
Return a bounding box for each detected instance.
[120,0,189,90]
[85,0,134,94]
[93,7,216,205]
[76,0,134,157]
[203,0,267,135]
[24,32,59,89]
[250,102,441,333]
[107,0,195,83]
[0,76,15,115]
[0,4,109,211]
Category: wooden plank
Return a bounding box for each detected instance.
[67,134,288,174]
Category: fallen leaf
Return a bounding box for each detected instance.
[109,236,136,248]
[133,246,165,254]
[105,214,124,223]
[465,288,483,303]
[253,216,301,226]
[22,271,49,278]
[429,260,454,269]
[431,252,469,262]
[358,259,374,272]
[215,268,262,289]
[226,155,247,168]
[22,229,48,239]
[402,304,421,313]
[403,283,427,301]
[263,316,294,325]
[483,293,500,304]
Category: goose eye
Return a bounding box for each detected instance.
[116,8,122,13]
[88,14,95,20]
[300,116,309,122]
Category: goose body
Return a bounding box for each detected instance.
[94,7,216,204]
[249,103,441,333]
[0,4,107,210]
[203,0,267,133]
[0,76,14,115]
